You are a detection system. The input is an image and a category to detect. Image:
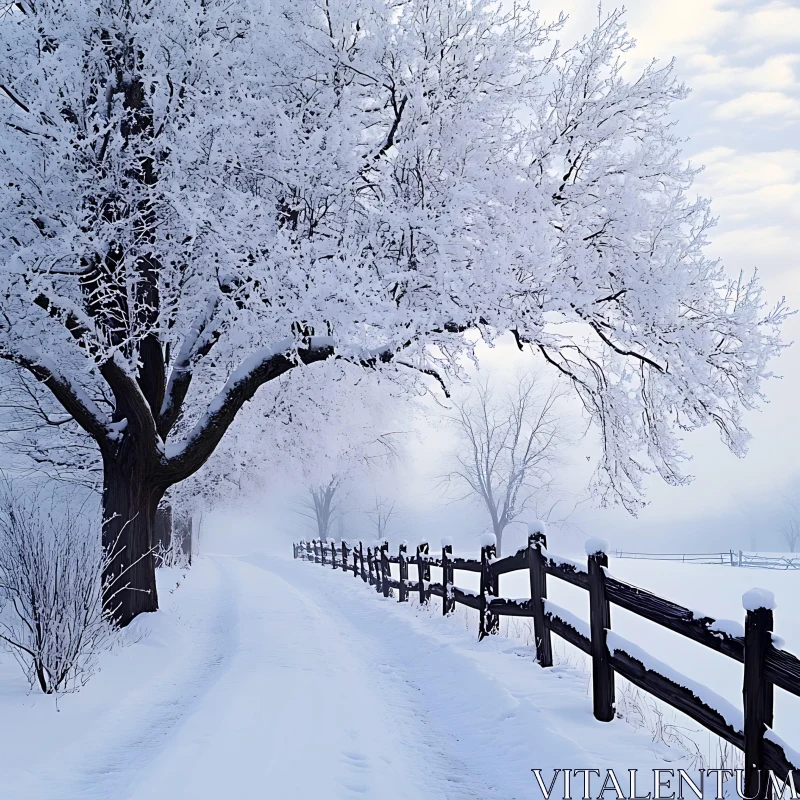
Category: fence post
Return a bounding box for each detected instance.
[359,542,367,582]
[342,541,348,572]
[528,525,552,667]
[352,544,359,578]
[417,542,430,604]
[587,539,615,722]
[442,538,454,615]
[380,541,391,598]
[742,589,775,799]
[374,545,384,593]
[479,534,499,640]
[398,542,408,602]
[314,539,321,564]
[331,540,337,569]
[322,539,328,566]
[367,547,376,587]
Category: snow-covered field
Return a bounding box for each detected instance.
[2,543,799,799]
[423,549,800,765]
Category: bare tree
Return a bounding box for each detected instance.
[366,497,397,542]
[300,477,340,543]
[0,483,118,693]
[782,520,799,553]
[442,375,573,555]
[777,491,800,553]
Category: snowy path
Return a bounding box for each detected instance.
[0,554,688,799]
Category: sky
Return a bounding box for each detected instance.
[343,0,800,556]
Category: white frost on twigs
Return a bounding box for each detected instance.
[742,587,776,612]
[584,537,610,557]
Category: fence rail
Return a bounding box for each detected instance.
[294,535,800,790]
[613,550,800,569]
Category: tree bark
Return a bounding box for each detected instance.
[101,456,164,627]
[494,521,505,557]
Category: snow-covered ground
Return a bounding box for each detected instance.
[424,550,800,766]
[0,548,725,800]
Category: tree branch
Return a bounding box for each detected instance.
[0,349,109,441]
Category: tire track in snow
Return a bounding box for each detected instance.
[240,552,495,800]
[39,557,238,800]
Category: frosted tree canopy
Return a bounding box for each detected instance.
[0,0,788,512]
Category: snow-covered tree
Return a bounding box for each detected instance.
[0,1,787,624]
[442,375,572,554]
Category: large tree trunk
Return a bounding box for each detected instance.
[101,457,164,627]
[494,520,506,557]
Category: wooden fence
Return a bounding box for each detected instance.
[614,550,800,570]
[293,534,800,793]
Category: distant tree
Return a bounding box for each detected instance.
[442,375,573,555]
[366,497,398,543]
[0,1,787,625]
[302,477,340,543]
[781,520,799,554]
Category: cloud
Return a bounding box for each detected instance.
[713,91,800,121]
[687,54,800,93]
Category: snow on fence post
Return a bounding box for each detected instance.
[742,588,775,799]
[527,523,552,668]
[341,541,348,572]
[367,547,376,588]
[380,541,392,598]
[374,544,384,594]
[417,542,430,605]
[314,539,322,564]
[479,533,499,639]
[398,542,408,602]
[442,539,454,616]
[330,540,337,569]
[359,542,367,582]
[587,538,615,722]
